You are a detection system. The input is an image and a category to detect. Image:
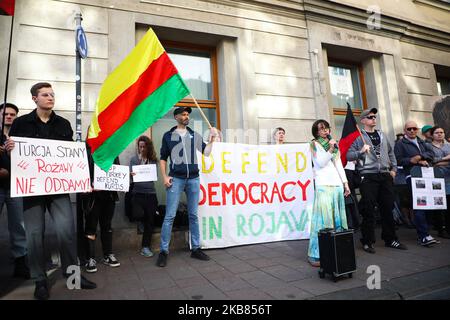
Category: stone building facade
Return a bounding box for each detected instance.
[1,0,449,232]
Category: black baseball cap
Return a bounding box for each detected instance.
[173,106,192,116]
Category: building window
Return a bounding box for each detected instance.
[437,77,450,96]
[328,61,367,136]
[150,40,220,205]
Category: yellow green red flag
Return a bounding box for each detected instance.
[87,28,190,171]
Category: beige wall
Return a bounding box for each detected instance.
[330,0,450,33]
[1,0,449,143]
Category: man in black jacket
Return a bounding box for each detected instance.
[394,120,438,247]
[6,82,96,300]
[156,106,217,267]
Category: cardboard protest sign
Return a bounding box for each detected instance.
[94,164,129,192]
[10,137,90,197]
[198,142,314,249]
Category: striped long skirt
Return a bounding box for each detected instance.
[308,185,348,261]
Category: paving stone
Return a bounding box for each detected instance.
[145,286,189,300]
[223,262,258,274]
[175,275,210,289]
[260,265,309,282]
[166,265,201,280]
[246,258,280,268]
[202,269,235,281]
[262,285,314,300]
[291,278,340,296]
[210,276,254,292]
[225,288,273,300]
[182,284,229,300]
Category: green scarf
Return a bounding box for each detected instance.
[316,137,338,160]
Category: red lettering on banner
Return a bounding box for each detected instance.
[281,181,296,202]
[248,183,261,204]
[199,184,206,205]
[236,183,248,204]
[208,183,221,206]
[297,179,311,201]
[16,177,36,195]
[261,183,270,204]
[222,183,236,205]
[200,180,311,206]
[270,183,282,203]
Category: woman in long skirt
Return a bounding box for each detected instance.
[308,120,350,267]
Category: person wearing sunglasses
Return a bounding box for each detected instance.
[347,108,407,254]
[394,120,438,247]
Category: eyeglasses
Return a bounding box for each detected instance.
[406,127,418,132]
[39,93,55,98]
[366,115,377,120]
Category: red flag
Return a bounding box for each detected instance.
[0,0,14,15]
[339,104,360,167]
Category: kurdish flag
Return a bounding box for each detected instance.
[87,28,190,171]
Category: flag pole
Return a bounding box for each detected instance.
[189,93,212,129]
[1,14,14,144]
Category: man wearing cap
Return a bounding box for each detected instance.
[347,108,407,253]
[157,106,218,267]
[421,125,433,143]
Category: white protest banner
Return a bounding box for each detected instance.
[10,137,90,197]
[198,142,314,249]
[412,177,447,210]
[94,164,130,192]
[131,164,157,182]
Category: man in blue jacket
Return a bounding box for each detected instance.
[394,120,438,247]
[157,106,217,267]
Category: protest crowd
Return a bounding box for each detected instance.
[1,80,449,300]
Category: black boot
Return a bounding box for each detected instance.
[63,271,97,289]
[34,280,49,300]
[13,255,30,279]
[80,275,97,289]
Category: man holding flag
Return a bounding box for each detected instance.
[86,27,218,267]
[347,107,407,253]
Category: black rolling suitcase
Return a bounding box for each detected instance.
[318,227,356,281]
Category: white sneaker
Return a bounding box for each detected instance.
[426,235,440,244]
[85,258,97,273]
[103,254,121,267]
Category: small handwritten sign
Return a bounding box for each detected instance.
[94,164,129,192]
[132,164,157,182]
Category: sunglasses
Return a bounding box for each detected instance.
[406,127,418,132]
[366,115,377,120]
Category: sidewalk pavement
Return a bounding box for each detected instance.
[1,218,449,300]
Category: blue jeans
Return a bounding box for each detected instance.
[414,209,429,240]
[0,188,27,258]
[160,177,200,253]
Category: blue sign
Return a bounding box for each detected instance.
[76,26,88,59]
